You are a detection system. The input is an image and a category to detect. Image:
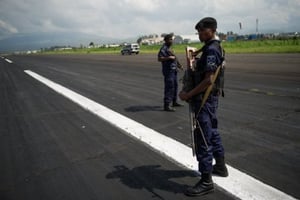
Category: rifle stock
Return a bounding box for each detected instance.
[185,46,198,156]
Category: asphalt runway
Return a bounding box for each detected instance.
[1,53,299,200]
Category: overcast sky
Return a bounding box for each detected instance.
[0,0,299,41]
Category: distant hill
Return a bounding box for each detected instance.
[0,32,136,53]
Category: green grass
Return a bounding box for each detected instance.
[41,39,300,54]
[221,39,300,53]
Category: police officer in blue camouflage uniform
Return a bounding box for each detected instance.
[158,34,183,112]
[179,17,228,196]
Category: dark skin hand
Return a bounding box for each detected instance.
[179,72,214,101]
[191,49,202,57]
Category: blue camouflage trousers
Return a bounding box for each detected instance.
[163,71,178,104]
[194,95,225,174]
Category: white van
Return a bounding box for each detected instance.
[121,43,140,55]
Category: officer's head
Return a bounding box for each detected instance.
[164,34,174,47]
[195,17,217,43]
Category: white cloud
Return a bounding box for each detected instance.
[0,0,299,41]
[121,0,162,12]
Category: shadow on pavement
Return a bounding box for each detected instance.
[124,105,162,112]
[106,165,197,199]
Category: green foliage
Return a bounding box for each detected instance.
[221,39,300,53]
[41,39,300,54]
[140,39,300,54]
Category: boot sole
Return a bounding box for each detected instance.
[184,188,214,197]
[212,171,229,177]
[163,109,176,112]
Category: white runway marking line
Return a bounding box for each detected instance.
[25,70,296,200]
[5,58,13,63]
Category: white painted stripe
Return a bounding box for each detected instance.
[5,58,13,63]
[24,70,297,200]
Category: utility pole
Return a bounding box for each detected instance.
[256,18,259,35]
[238,22,242,37]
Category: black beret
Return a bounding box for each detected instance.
[195,17,217,30]
[164,33,174,41]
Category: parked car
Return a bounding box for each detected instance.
[121,43,140,55]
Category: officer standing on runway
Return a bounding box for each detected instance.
[179,17,228,196]
[158,34,183,112]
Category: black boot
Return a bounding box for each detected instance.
[164,103,175,112]
[212,156,228,177]
[172,102,184,107]
[185,173,214,197]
